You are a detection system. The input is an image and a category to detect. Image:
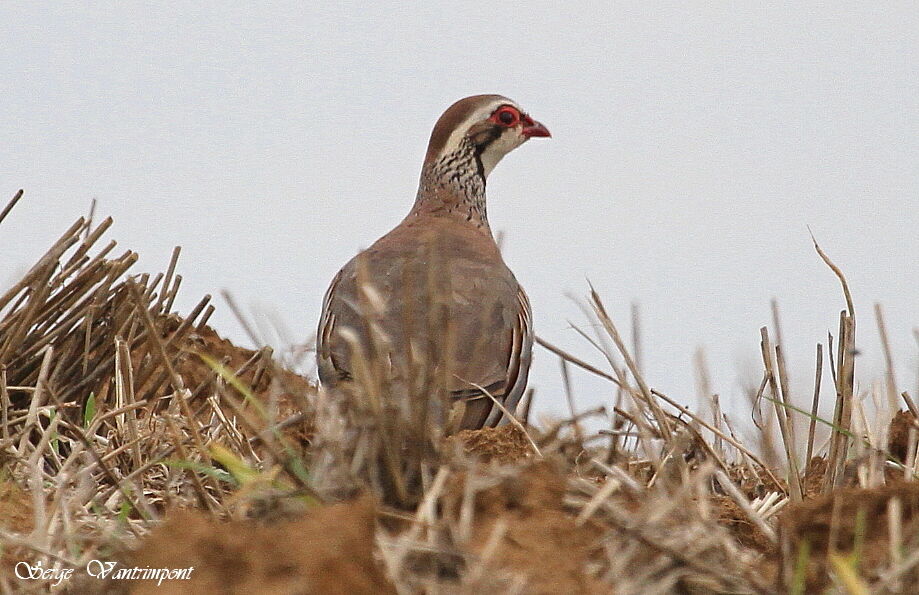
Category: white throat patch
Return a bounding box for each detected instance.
[478,128,527,177]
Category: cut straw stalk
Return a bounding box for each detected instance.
[809,232,857,494]
[805,343,823,466]
[760,327,803,500]
[535,335,782,489]
[587,286,673,441]
[0,189,24,225]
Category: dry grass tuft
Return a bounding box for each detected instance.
[1,192,918,594]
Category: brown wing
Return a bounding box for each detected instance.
[458,285,533,429]
[316,219,533,432]
[316,267,348,384]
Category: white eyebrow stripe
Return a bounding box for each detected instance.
[438,97,523,157]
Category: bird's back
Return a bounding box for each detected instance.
[317,216,531,429]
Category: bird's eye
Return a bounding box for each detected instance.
[494,107,519,126]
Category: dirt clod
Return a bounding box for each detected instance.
[778,480,919,592]
[712,494,774,553]
[122,496,392,595]
[889,409,918,463]
[463,463,606,594]
[453,424,534,464]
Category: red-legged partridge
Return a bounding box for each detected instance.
[317,95,550,430]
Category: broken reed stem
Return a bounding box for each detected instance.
[83,197,97,241]
[905,428,918,481]
[760,328,803,501]
[536,336,620,387]
[775,345,794,430]
[16,347,54,456]
[805,343,823,466]
[826,331,838,393]
[694,348,722,455]
[197,304,216,331]
[809,228,855,318]
[559,357,584,444]
[631,302,642,373]
[0,189,24,226]
[114,337,142,470]
[1,366,9,443]
[874,304,919,419]
[809,234,857,494]
[825,311,856,493]
[221,289,262,348]
[588,286,673,441]
[875,303,898,407]
[156,246,182,312]
[771,298,796,462]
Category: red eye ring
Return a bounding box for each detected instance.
[492,106,520,127]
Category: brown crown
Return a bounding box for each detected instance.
[423,94,508,164]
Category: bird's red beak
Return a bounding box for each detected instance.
[521,115,551,138]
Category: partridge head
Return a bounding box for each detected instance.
[317,94,549,430]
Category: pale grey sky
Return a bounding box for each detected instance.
[3,3,918,433]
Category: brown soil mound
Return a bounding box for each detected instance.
[168,321,313,406]
[120,496,392,595]
[777,480,919,592]
[460,463,606,594]
[162,321,315,444]
[0,481,32,534]
[0,481,33,573]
